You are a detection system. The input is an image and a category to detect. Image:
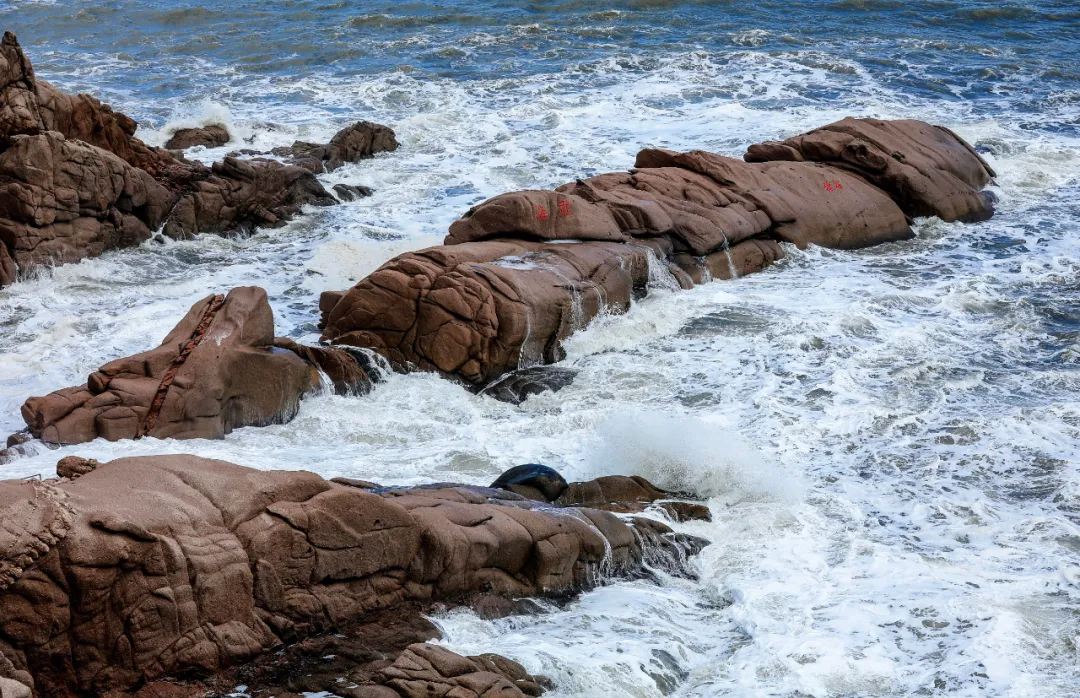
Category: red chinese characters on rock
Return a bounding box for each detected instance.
[535,205,549,222]
[558,199,572,217]
[824,180,844,192]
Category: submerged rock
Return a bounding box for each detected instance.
[17,286,371,445]
[164,123,230,150]
[333,182,375,201]
[0,455,705,696]
[481,365,580,404]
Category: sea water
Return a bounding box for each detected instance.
[1,1,1079,695]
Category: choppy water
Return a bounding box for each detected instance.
[3,1,1080,696]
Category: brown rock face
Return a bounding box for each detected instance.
[160,156,337,239]
[744,117,996,222]
[0,130,172,277]
[0,33,397,288]
[0,31,42,147]
[322,118,993,387]
[19,286,370,445]
[321,239,655,385]
[0,455,704,696]
[272,120,399,173]
[163,124,230,150]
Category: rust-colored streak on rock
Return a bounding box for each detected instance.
[18,286,350,444]
[136,294,225,438]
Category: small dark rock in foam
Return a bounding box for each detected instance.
[333,182,375,201]
[482,366,579,405]
[490,463,570,502]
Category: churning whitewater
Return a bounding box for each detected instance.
[1,1,1079,696]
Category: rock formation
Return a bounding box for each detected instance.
[0,32,397,287]
[16,286,371,445]
[270,121,399,173]
[320,117,995,388]
[163,124,230,150]
[0,456,705,697]
[744,117,997,222]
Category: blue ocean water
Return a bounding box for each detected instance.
[1,2,1079,696]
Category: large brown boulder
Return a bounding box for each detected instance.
[18,286,370,445]
[0,455,703,695]
[448,150,912,253]
[321,118,993,387]
[633,148,914,250]
[321,239,657,385]
[744,117,996,222]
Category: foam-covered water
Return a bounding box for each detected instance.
[2,2,1079,695]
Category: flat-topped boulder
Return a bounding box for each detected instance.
[16,286,371,446]
[0,456,704,696]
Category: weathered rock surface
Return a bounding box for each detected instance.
[321,238,657,385]
[163,124,230,151]
[0,33,396,287]
[160,156,337,239]
[17,286,371,445]
[744,116,997,222]
[0,456,704,696]
[480,365,580,404]
[271,121,399,173]
[490,468,712,522]
[0,130,172,278]
[321,118,993,386]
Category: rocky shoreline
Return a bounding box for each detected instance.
[0,28,1003,698]
[0,456,706,698]
[0,32,397,289]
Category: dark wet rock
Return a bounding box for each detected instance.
[273,121,398,173]
[203,614,551,698]
[481,366,580,404]
[19,286,369,445]
[0,454,704,695]
[659,501,713,522]
[333,182,375,201]
[164,123,230,150]
[490,463,570,502]
[4,432,30,449]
